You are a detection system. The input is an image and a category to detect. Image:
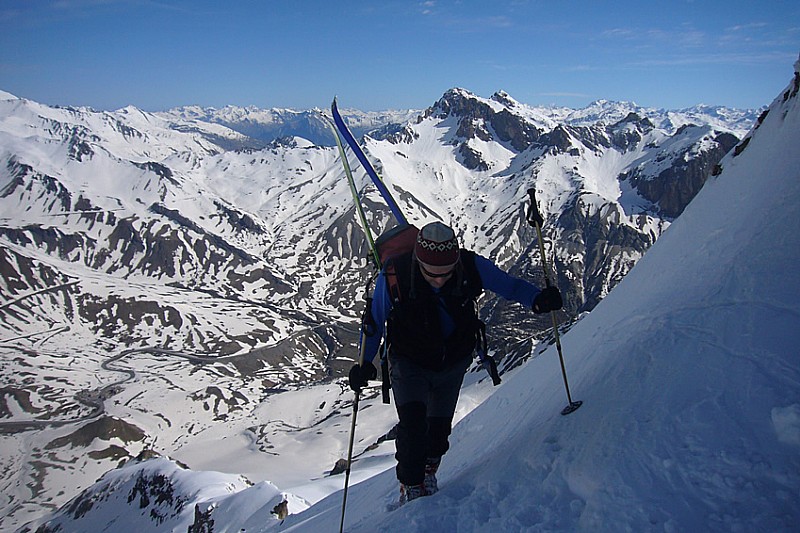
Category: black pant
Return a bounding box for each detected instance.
[390,355,471,486]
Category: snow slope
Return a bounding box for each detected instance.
[264,59,800,533]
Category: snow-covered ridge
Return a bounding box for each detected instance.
[469,91,758,138]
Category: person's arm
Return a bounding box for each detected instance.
[474,254,541,307]
[360,272,390,364]
[349,272,391,391]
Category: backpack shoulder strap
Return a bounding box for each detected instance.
[384,252,414,303]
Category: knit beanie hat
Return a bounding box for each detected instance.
[414,222,460,266]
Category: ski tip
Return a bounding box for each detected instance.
[560,400,583,416]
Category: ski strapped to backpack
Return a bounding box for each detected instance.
[331,97,407,225]
[321,112,381,268]
[323,111,378,533]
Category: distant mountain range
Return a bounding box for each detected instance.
[0,86,761,530]
[154,91,757,148]
[159,103,421,148]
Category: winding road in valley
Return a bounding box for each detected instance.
[0,320,355,434]
[0,347,194,434]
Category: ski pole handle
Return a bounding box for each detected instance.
[526,188,544,228]
[525,189,552,287]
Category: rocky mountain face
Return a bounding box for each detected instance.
[0,88,757,530]
[368,88,747,362]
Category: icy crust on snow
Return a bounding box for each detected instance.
[772,405,800,446]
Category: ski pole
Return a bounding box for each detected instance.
[339,322,370,533]
[339,388,359,533]
[526,188,582,416]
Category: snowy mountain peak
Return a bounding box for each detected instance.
[431,87,494,114]
[611,111,654,129]
[490,89,519,108]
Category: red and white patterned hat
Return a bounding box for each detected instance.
[414,222,460,266]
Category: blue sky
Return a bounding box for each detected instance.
[1,1,798,112]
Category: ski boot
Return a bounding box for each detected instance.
[424,457,441,495]
[399,483,427,506]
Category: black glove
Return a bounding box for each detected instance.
[533,286,563,314]
[348,362,377,392]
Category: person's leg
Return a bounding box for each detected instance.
[390,357,430,488]
[426,356,471,455]
[395,401,427,486]
[424,355,471,492]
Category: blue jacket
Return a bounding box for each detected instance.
[361,253,541,364]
